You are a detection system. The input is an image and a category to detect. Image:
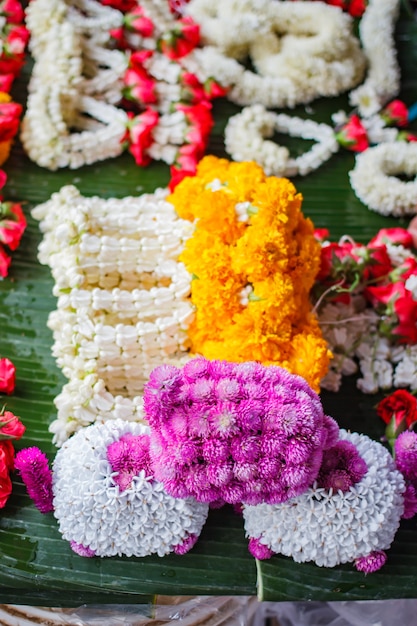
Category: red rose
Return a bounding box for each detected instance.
[0,201,27,250]
[335,114,369,152]
[0,410,25,440]
[0,357,15,394]
[158,17,200,60]
[347,0,367,17]
[0,462,12,508]
[0,73,14,92]
[363,244,393,282]
[368,227,414,249]
[125,108,159,167]
[1,0,24,23]
[124,7,154,37]
[380,100,409,127]
[0,439,14,470]
[0,244,10,278]
[377,389,417,434]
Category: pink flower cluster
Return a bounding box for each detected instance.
[113,2,227,188]
[144,358,340,505]
[315,226,417,344]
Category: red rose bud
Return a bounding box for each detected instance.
[0,409,25,439]
[380,100,409,127]
[124,7,154,37]
[368,227,414,249]
[408,215,417,249]
[158,17,200,60]
[0,357,15,394]
[347,0,368,17]
[335,114,369,152]
[313,228,330,242]
[397,131,417,143]
[125,108,159,167]
[1,0,25,24]
[203,77,229,99]
[377,389,417,448]
[0,245,11,278]
[0,201,26,250]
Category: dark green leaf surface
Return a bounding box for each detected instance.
[0,3,417,604]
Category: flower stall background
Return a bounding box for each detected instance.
[1,0,417,606]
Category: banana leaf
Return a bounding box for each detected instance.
[0,1,417,605]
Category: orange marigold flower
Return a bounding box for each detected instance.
[168,156,331,391]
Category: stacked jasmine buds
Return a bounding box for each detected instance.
[144,357,339,505]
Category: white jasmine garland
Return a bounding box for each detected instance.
[349,0,401,117]
[52,420,209,557]
[22,0,128,170]
[243,430,405,568]
[349,142,417,216]
[185,0,365,108]
[32,187,195,445]
[225,104,339,177]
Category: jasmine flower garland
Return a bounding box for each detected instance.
[243,430,405,572]
[17,420,209,558]
[21,0,129,169]
[349,0,400,117]
[32,185,194,445]
[184,0,365,108]
[224,104,340,177]
[349,142,417,216]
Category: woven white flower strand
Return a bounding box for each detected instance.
[224,104,340,177]
[52,419,209,557]
[32,186,194,445]
[184,0,366,108]
[349,0,401,117]
[21,0,128,170]
[349,142,417,217]
[243,430,405,568]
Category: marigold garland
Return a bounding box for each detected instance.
[168,156,331,391]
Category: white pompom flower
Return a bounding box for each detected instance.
[243,430,405,571]
[52,419,209,558]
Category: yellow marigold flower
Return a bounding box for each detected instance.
[168,156,331,391]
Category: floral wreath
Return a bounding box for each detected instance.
[14,356,417,574]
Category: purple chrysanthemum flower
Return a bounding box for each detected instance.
[395,430,417,483]
[14,447,54,514]
[107,433,152,491]
[355,550,387,574]
[70,541,96,557]
[317,439,367,493]
[173,533,199,555]
[144,357,335,505]
[248,538,274,560]
[402,483,417,519]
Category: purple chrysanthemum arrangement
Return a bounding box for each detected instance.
[144,358,340,505]
[394,431,417,519]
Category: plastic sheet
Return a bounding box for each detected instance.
[0,596,259,626]
[253,600,417,626]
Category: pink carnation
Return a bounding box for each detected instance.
[144,358,338,506]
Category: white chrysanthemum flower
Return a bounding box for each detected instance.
[405,275,417,300]
[53,420,209,557]
[243,430,405,568]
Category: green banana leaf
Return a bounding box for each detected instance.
[1,2,417,605]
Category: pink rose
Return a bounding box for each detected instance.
[0,358,15,394]
[369,227,414,249]
[380,100,409,127]
[335,114,369,152]
[0,410,25,439]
